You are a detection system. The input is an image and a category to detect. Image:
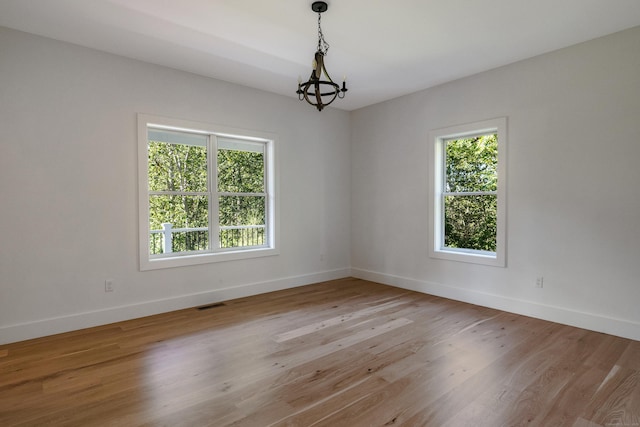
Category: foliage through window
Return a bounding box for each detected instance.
[217,139,267,249]
[429,118,506,267]
[444,134,498,252]
[148,130,210,255]
[138,115,276,270]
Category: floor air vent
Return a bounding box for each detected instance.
[197,302,226,311]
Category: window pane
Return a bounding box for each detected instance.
[219,195,265,227]
[217,149,265,193]
[444,194,497,252]
[148,141,208,192]
[149,195,209,254]
[219,227,266,249]
[149,229,209,255]
[445,134,497,193]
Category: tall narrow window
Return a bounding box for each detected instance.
[138,115,277,270]
[429,118,506,267]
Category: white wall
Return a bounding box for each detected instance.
[351,26,640,341]
[0,27,351,344]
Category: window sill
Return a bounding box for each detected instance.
[430,247,505,267]
[140,247,279,271]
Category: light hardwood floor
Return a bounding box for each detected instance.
[1,278,639,426]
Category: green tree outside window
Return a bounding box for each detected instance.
[444,134,498,252]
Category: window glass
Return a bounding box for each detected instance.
[444,194,497,252]
[444,133,498,252]
[217,145,265,193]
[445,135,497,193]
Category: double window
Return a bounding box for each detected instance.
[138,115,277,270]
[429,118,507,266]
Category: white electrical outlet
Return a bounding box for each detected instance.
[105,279,114,292]
[535,277,544,288]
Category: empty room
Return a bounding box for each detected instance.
[1,1,640,426]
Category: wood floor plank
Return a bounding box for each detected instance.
[1,277,639,426]
[617,341,640,371]
[579,365,640,427]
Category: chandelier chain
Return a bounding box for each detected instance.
[317,12,330,55]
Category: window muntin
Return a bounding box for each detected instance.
[138,115,277,270]
[429,118,506,267]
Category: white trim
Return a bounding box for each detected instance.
[351,268,640,342]
[138,114,279,271]
[428,117,507,267]
[0,268,351,345]
[211,134,219,251]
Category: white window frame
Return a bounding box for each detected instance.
[138,114,279,271]
[428,117,507,267]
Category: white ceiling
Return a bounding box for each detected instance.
[1,0,640,111]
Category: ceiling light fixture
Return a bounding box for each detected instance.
[296,1,347,111]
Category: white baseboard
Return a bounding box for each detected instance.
[0,268,351,345]
[351,267,640,342]
[5,267,638,345]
